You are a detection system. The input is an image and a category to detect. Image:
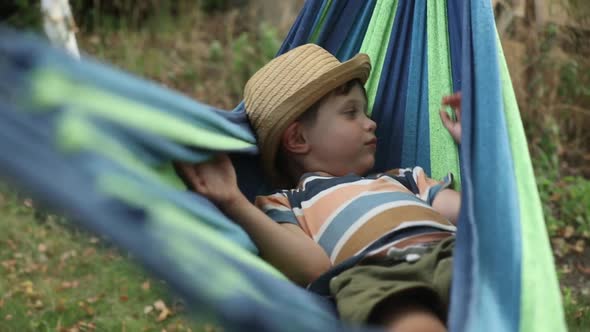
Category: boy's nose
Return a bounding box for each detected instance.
[366,118,377,132]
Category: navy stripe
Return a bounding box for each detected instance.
[337,0,377,60]
[401,0,427,169]
[285,174,364,209]
[371,0,414,172]
[447,0,463,92]
[266,209,299,225]
[317,192,428,256]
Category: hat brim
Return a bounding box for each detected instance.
[261,53,371,187]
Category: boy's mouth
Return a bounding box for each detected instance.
[365,138,377,146]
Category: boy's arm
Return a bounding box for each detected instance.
[177,155,332,286]
[432,189,460,225]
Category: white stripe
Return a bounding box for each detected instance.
[328,200,431,261]
[301,175,333,190]
[292,207,304,217]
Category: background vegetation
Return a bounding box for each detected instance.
[0,0,588,331]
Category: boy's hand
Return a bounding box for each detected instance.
[439,92,462,145]
[176,154,243,209]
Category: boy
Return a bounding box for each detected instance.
[178,44,462,332]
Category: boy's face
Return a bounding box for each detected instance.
[303,85,377,176]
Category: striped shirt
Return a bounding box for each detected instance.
[255,167,456,266]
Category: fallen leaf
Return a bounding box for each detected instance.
[119,295,129,302]
[23,198,33,208]
[33,299,43,309]
[38,243,47,253]
[144,305,154,315]
[21,280,34,295]
[154,300,167,311]
[4,314,12,321]
[59,280,80,291]
[563,226,575,239]
[154,299,172,322]
[0,299,4,308]
[141,281,151,291]
[573,240,586,254]
[157,308,171,322]
[86,296,99,304]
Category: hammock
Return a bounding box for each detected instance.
[0,0,566,331]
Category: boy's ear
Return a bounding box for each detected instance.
[281,122,310,155]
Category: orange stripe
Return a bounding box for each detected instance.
[333,206,452,264]
[301,178,410,235]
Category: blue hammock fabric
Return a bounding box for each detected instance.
[0,0,565,331]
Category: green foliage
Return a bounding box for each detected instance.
[559,60,590,103]
[200,0,248,13]
[225,22,281,97]
[563,286,590,332]
[0,0,42,30]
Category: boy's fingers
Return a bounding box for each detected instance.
[441,92,461,107]
[439,110,452,129]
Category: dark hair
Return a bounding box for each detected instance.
[274,79,368,187]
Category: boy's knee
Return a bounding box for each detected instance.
[369,288,447,332]
[381,306,446,332]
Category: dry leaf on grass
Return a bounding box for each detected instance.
[154,299,172,322]
[572,239,586,254]
[23,198,33,208]
[37,243,47,253]
[563,225,575,238]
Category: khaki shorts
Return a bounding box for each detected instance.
[329,237,454,325]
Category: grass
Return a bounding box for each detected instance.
[0,188,217,332]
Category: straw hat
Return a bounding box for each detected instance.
[244,44,371,186]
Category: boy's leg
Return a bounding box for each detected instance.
[370,288,446,332]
